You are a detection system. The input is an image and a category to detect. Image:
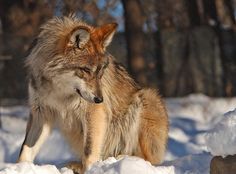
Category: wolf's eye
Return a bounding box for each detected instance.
[81,67,91,74]
[75,70,84,78]
[103,61,109,69]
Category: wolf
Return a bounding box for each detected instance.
[18,16,169,173]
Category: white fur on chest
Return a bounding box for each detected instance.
[29,78,88,124]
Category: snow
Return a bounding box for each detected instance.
[1,162,65,174]
[84,157,175,174]
[1,157,175,174]
[0,94,236,174]
[205,109,236,157]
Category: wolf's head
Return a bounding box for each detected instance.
[27,16,117,104]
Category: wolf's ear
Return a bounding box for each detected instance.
[98,23,118,48]
[69,28,90,49]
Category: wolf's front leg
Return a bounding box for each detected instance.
[82,104,107,172]
[18,108,52,162]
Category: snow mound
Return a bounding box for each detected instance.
[0,157,175,174]
[86,156,175,174]
[0,162,72,174]
[205,109,236,157]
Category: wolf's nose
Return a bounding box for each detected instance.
[94,96,103,103]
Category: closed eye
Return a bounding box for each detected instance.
[81,67,91,73]
[103,61,109,69]
[97,60,109,73]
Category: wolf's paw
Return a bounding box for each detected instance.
[65,161,83,174]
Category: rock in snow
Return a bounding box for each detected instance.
[205,109,236,157]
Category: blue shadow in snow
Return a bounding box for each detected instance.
[167,117,206,158]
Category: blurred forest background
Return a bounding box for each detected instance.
[0,0,235,102]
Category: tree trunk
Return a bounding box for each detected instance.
[157,0,224,96]
[214,0,236,96]
[157,0,191,96]
[189,26,223,96]
[121,0,147,85]
[0,0,54,99]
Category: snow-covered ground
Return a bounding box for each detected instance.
[0,94,236,174]
[205,108,236,157]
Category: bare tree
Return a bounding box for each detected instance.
[0,0,54,99]
[121,0,147,85]
[156,0,224,96]
[214,0,236,96]
[0,0,235,98]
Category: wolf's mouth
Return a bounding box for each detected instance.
[75,88,82,97]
